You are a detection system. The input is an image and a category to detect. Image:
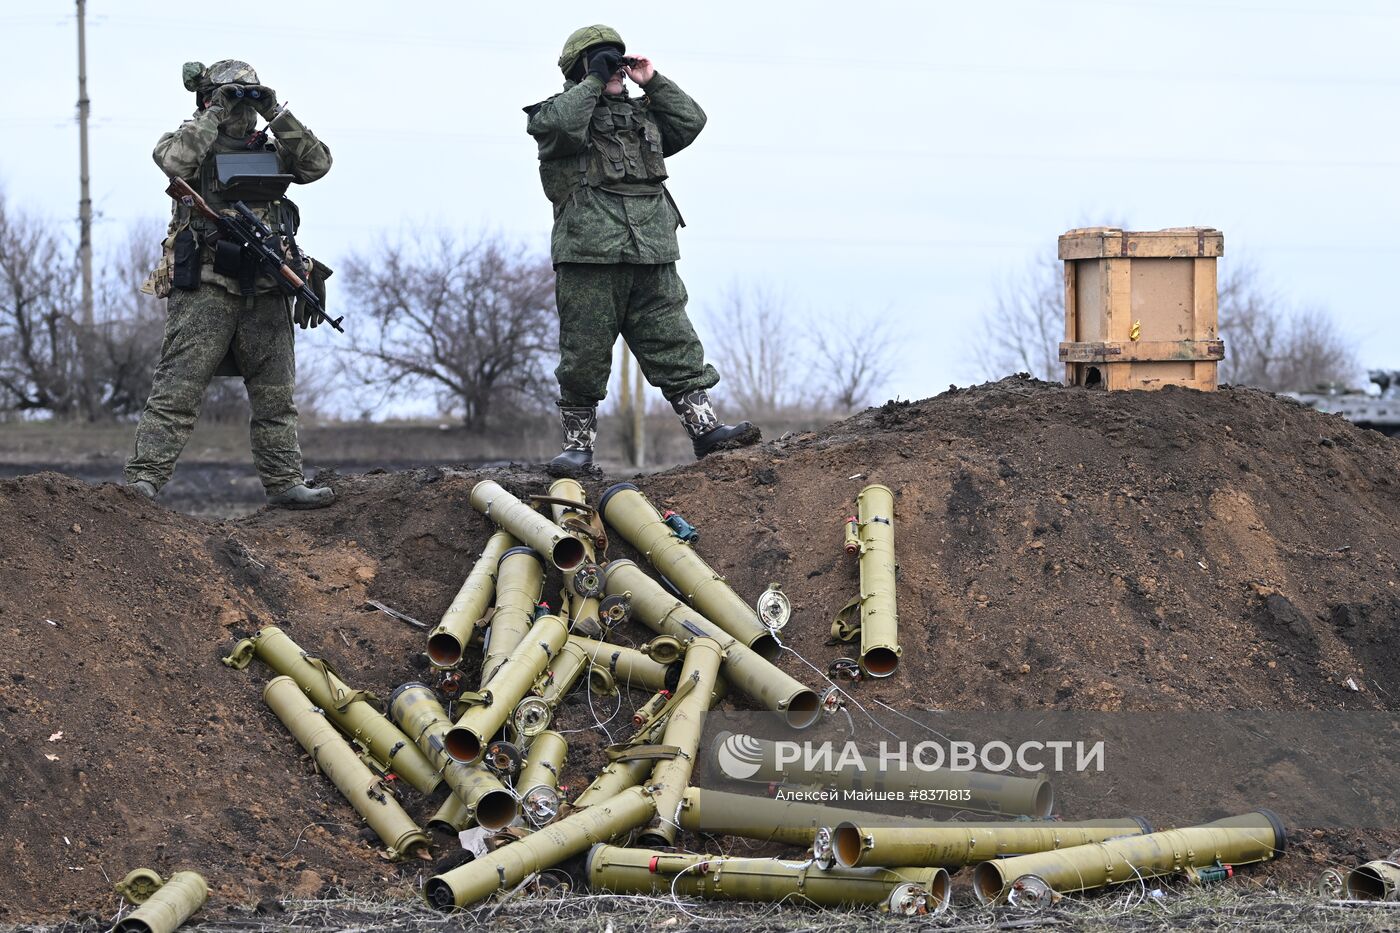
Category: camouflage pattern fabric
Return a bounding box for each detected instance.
[554,262,719,406]
[125,286,303,494]
[154,107,332,296]
[526,73,706,265]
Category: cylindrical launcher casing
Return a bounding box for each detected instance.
[518,729,569,826]
[1345,860,1400,901]
[855,484,899,678]
[679,787,1146,847]
[832,819,1151,869]
[587,846,950,914]
[639,636,724,847]
[470,479,588,571]
[428,793,474,834]
[387,682,518,831]
[265,677,430,860]
[548,478,605,632]
[112,870,208,933]
[528,636,592,725]
[424,785,655,910]
[572,757,654,810]
[428,530,516,668]
[603,560,819,728]
[570,634,679,696]
[599,483,775,654]
[481,546,546,684]
[445,613,569,764]
[225,626,441,794]
[972,810,1288,904]
[712,731,1052,818]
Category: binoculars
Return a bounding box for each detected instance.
[221,84,270,100]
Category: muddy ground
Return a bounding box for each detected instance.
[1,377,1398,926]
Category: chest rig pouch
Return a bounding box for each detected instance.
[211,151,294,202]
[581,100,668,189]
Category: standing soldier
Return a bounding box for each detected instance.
[526,26,760,477]
[125,60,335,509]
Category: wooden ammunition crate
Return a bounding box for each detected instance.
[1059,227,1225,391]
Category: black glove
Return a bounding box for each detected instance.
[586,47,623,82]
[246,85,279,120]
[205,84,243,113]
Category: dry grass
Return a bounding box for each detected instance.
[9,884,1400,933]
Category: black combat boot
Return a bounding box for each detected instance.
[547,404,598,477]
[670,389,761,459]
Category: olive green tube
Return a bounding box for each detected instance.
[481,546,546,685]
[599,483,775,654]
[679,788,1148,847]
[570,635,679,696]
[386,683,518,831]
[428,530,516,668]
[424,785,656,910]
[223,626,441,795]
[854,484,900,678]
[972,810,1288,905]
[604,560,820,728]
[112,870,208,933]
[518,730,569,827]
[831,819,1151,869]
[573,757,653,810]
[548,479,605,635]
[428,793,474,834]
[518,635,592,736]
[470,479,588,571]
[711,731,1052,818]
[265,677,430,860]
[587,846,950,915]
[1345,860,1400,901]
[639,637,724,847]
[446,613,569,764]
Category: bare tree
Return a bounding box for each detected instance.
[975,253,1064,382]
[341,234,556,427]
[0,193,81,416]
[809,312,897,412]
[1217,261,1358,391]
[706,284,808,415]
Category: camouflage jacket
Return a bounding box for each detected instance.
[152,107,331,296]
[526,72,706,265]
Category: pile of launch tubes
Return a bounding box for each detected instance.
[219,478,1292,917]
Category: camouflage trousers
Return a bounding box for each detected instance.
[554,261,720,407]
[124,285,304,494]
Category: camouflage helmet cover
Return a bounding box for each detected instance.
[558,25,625,76]
[181,59,260,91]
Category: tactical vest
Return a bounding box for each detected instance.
[174,134,299,248]
[578,96,668,193]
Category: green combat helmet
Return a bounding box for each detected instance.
[558,25,625,77]
[181,59,260,93]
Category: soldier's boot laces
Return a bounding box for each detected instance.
[267,483,336,510]
[671,389,761,459]
[547,404,599,478]
[126,480,157,500]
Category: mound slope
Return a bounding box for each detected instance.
[2,378,1398,921]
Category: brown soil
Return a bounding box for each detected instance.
[2,377,1399,923]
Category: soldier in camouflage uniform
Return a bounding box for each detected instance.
[124,60,334,509]
[527,25,760,476]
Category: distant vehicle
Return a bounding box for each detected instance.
[1291,370,1400,437]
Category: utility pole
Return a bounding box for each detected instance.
[75,0,96,418]
[632,350,645,468]
[76,0,94,329]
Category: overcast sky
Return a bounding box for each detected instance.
[2,0,1397,407]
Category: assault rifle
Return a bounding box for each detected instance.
[164,176,344,332]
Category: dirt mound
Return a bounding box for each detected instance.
[2,378,1399,922]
